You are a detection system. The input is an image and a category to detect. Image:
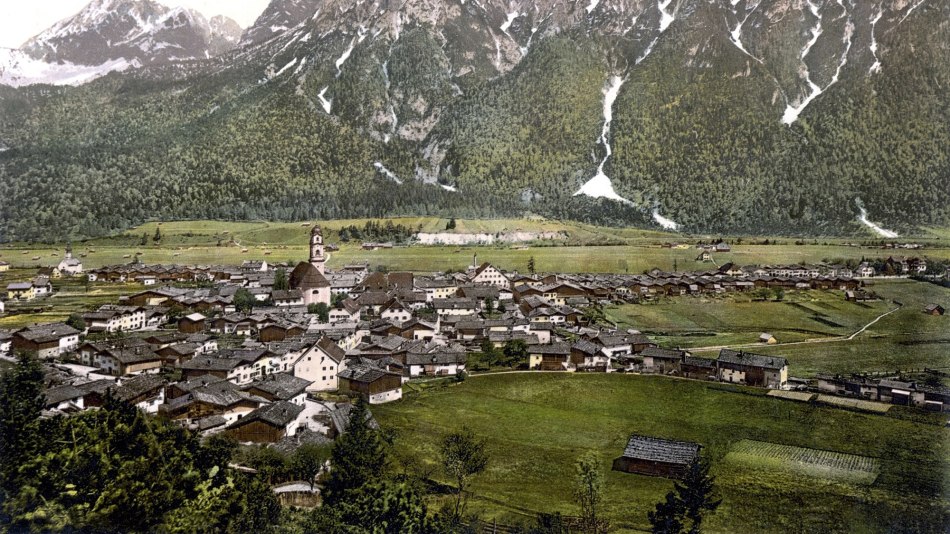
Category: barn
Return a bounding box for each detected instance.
[612,434,701,479]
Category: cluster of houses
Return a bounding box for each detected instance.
[817,374,950,412]
[2,226,947,451]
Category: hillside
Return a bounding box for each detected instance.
[0,0,948,241]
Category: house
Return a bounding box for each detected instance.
[338,364,403,404]
[161,376,265,424]
[433,298,479,317]
[571,340,608,371]
[717,349,788,389]
[31,276,52,297]
[529,342,573,371]
[380,298,412,324]
[295,336,346,392]
[12,323,81,359]
[329,299,362,323]
[0,260,9,272]
[82,305,147,333]
[681,357,718,380]
[405,343,467,377]
[641,347,686,374]
[469,262,510,289]
[758,332,777,344]
[272,289,304,307]
[45,384,87,412]
[243,373,312,406]
[7,281,35,301]
[714,242,731,253]
[178,313,207,334]
[924,304,945,316]
[696,251,713,262]
[85,345,164,376]
[227,401,304,443]
[612,435,701,478]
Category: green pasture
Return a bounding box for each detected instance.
[2,218,949,275]
[373,373,950,533]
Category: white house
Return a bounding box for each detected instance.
[469,262,510,289]
[294,337,346,392]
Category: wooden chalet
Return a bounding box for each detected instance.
[612,434,701,479]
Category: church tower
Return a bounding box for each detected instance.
[65,242,73,260]
[309,225,326,274]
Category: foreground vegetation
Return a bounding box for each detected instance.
[374,373,950,533]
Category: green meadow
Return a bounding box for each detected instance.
[373,373,950,533]
[2,218,950,275]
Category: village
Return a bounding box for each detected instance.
[0,226,945,443]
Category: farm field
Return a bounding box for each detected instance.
[373,373,950,533]
[2,218,950,275]
[723,440,881,485]
[606,279,950,377]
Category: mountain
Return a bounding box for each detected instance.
[0,0,948,241]
[0,0,241,87]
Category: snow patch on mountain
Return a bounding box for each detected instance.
[782,2,853,125]
[574,75,633,205]
[869,7,882,74]
[652,209,680,231]
[0,48,137,87]
[317,86,332,113]
[857,202,898,238]
[374,162,403,184]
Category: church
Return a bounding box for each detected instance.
[289,225,331,306]
[57,243,83,276]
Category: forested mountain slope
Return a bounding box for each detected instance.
[0,0,947,241]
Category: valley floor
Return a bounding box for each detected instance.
[373,373,950,533]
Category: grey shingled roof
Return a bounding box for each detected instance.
[245,373,312,400]
[621,434,701,465]
[233,401,303,428]
[641,347,686,360]
[717,349,787,370]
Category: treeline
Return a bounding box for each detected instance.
[0,355,280,533]
[337,220,419,244]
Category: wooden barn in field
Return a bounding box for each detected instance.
[612,435,701,479]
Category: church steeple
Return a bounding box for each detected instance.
[309,225,326,274]
[65,242,73,260]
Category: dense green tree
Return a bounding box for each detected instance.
[648,457,721,534]
[322,399,388,506]
[573,452,604,534]
[502,339,528,368]
[0,352,44,490]
[234,288,255,313]
[308,302,330,323]
[273,268,289,291]
[65,312,86,332]
[292,443,331,490]
[441,427,489,519]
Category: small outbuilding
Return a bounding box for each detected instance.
[612,434,701,479]
[923,304,945,316]
[758,332,777,344]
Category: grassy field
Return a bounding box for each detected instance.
[0,274,146,329]
[374,373,950,533]
[605,279,950,377]
[723,440,881,485]
[2,218,950,275]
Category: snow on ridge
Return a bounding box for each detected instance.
[729,0,763,62]
[0,48,136,87]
